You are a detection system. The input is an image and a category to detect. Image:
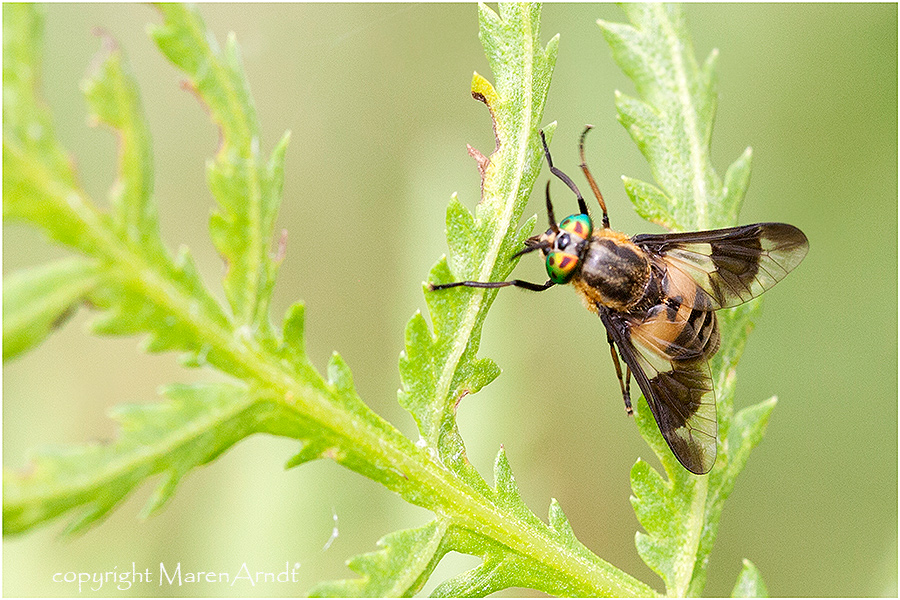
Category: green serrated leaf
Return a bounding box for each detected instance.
[711,301,762,434]
[600,4,745,231]
[284,437,331,470]
[431,448,650,598]
[7,3,421,535]
[678,310,770,594]
[2,258,100,362]
[2,144,103,253]
[492,448,543,530]
[631,459,707,596]
[435,427,495,499]
[3,383,270,535]
[468,357,501,394]
[691,396,777,576]
[431,550,527,598]
[731,559,769,598]
[2,4,76,188]
[310,520,450,597]
[81,29,163,257]
[601,5,781,597]
[726,397,777,470]
[401,3,556,466]
[398,310,437,437]
[3,4,105,254]
[149,4,287,335]
[326,352,394,436]
[4,2,239,379]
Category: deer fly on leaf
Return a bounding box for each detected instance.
[430,127,808,475]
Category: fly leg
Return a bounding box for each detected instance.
[624,365,632,415]
[429,279,555,292]
[607,334,633,416]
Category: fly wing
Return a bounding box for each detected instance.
[600,305,718,475]
[633,223,808,309]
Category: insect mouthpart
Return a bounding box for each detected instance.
[511,237,551,261]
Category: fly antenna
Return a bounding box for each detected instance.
[578,125,610,229]
[544,181,559,232]
[539,130,590,216]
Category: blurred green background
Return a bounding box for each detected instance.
[3,4,896,597]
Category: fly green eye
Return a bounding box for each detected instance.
[559,214,592,239]
[546,251,579,284]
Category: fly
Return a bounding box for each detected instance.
[430,127,808,474]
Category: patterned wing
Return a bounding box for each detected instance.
[633,223,808,309]
[600,303,719,475]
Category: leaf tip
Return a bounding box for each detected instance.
[732,557,769,598]
[542,120,557,138]
[630,456,650,479]
[275,129,292,153]
[470,71,499,108]
[281,302,307,358]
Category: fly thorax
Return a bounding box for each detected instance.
[577,235,651,311]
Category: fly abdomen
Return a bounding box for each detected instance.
[629,297,720,363]
[668,303,720,361]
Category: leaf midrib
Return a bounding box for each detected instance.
[4,391,257,507]
[653,3,708,229]
[670,477,707,596]
[431,3,535,447]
